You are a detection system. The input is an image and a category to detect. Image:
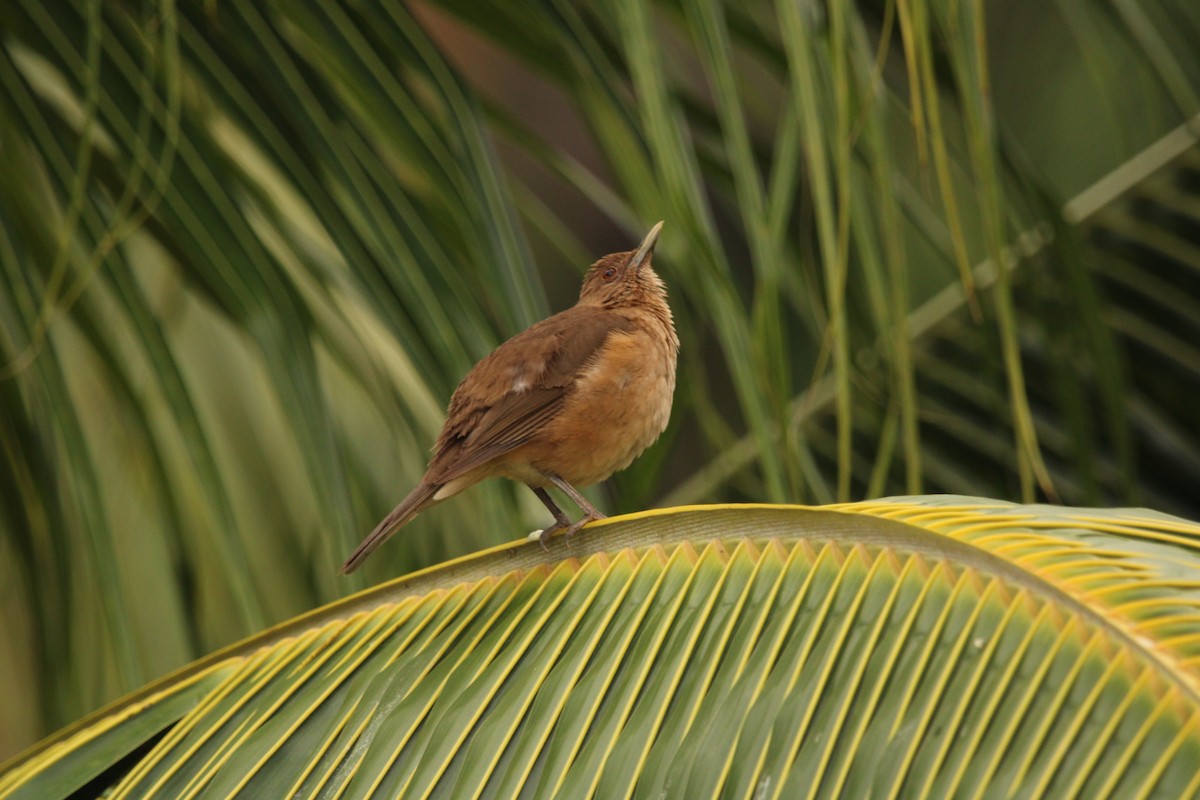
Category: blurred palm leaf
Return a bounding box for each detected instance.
[2,0,1200,761]
[665,123,1200,513]
[3,501,1200,798]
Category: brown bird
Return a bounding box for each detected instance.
[340,222,677,574]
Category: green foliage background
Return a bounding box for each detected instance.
[1,0,1199,761]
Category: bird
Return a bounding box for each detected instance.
[340,222,678,574]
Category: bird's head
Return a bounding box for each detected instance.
[578,221,666,308]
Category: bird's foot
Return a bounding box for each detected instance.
[535,511,606,550]
[535,520,568,551]
[562,510,607,545]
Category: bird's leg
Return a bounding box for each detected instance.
[546,474,607,539]
[530,486,571,549]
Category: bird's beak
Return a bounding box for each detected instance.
[629,221,664,271]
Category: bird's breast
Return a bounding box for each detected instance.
[526,324,677,487]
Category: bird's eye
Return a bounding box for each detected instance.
[602,267,618,281]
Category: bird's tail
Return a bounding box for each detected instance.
[339,482,439,574]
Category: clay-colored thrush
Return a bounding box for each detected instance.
[340,222,677,574]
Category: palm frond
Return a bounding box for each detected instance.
[3,501,1199,798]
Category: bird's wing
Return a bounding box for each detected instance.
[425,307,633,484]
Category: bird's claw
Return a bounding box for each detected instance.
[562,511,607,547]
[535,511,606,551]
[536,520,567,551]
